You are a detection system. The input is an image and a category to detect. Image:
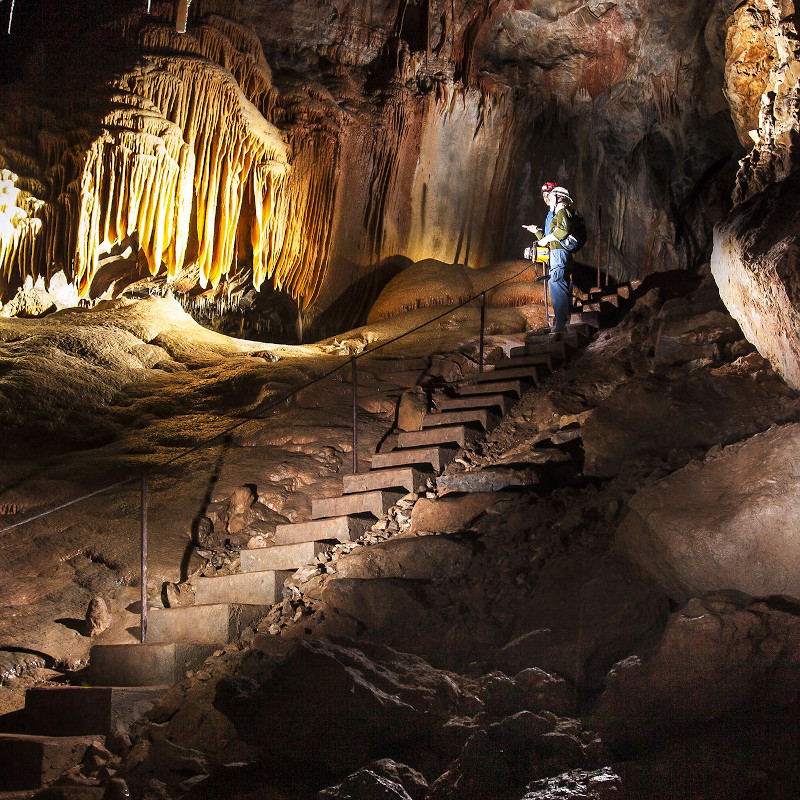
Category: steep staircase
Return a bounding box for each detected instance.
[0,282,634,792]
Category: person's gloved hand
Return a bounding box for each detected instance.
[522,224,543,237]
[538,234,557,246]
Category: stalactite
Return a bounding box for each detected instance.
[77,57,291,296]
[0,169,46,287]
[139,15,272,106]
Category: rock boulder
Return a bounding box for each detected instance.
[501,553,669,688]
[713,171,800,390]
[616,423,800,602]
[595,592,800,750]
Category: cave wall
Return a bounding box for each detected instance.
[1,0,746,334]
[711,0,800,389]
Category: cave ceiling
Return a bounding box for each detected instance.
[0,0,748,334]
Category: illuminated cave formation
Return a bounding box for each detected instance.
[1,0,750,335]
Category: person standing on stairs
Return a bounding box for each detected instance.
[523,182,568,335]
[534,186,575,337]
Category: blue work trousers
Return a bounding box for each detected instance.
[548,248,572,331]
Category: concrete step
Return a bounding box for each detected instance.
[436,468,540,493]
[88,642,217,687]
[397,425,481,449]
[342,466,432,494]
[193,570,287,605]
[434,393,513,414]
[241,541,333,573]
[494,352,554,371]
[274,516,370,546]
[570,310,601,328]
[617,285,631,299]
[24,686,166,738]
[0,733,103,791]
[509,342,569,360]
[312,489,406,520]
[453,379,524,398]
[146,603,270,645]
[600,293,620,307]
[460,366,540,385]
[422,408,500,432]
[371,445,458,472]
[524,329,589,350]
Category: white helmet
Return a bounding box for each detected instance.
[551,186,572,202]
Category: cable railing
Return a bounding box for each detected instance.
[0,247,614,644]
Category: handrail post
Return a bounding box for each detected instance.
[605,228,612,287]
[140,472,148,644]
[596,205,602,289]
[479,291,486,372]
[351,356,358,473]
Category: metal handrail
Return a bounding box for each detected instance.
[0,257,552,641]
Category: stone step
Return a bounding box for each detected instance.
[436,468,540,494]
[570,310,601,328]
[146,603,270,645]
[509,342,569,360]
[616,285,631,299]
[193,570,287,605]
[24,686,167,738]
[88,642,217,687]
[342,466,432,494]
[0,733,103,791]
[274,516,370,546]
[494,352,554,371]
[434,393,513,414]
[600,293,620,307]
[397,425,481,449]
[312,489,406,520]
[371,445,458,472]
[422,408,500,432]
[453,379,524,397]
[524,329,589,350]
[240,541,334,573]
[460,366,540,385]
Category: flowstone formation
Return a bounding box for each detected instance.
[2,0,744,335]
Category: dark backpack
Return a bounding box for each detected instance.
[562,207,587,253]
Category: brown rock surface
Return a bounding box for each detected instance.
[713,171,800,390]
[397,388,428,432]
[501,553,669,688]
[85,597,111,638]
[595,592,800,749]
[214,638,479,778]
[318,759,428,800]
[616,423,800,602]
[410,493,500,534]
[332,537,474,581]
[581,365,798,477]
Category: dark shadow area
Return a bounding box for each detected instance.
[0,646,54,667]
[54,617,88,636]
[305,255,413,342]
[0,708,25,734]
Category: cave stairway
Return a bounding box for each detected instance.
[0,285,634,793]
[158,280,635,627]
